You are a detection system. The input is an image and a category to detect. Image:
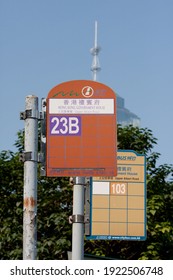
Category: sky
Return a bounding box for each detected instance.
[0,0,173,167]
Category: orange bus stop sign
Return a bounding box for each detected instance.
[46,80,117,177]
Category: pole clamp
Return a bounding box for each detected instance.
[19,151,38,162]
[70,177,88,185]
[20,109,39,120]
[69,214,84,224]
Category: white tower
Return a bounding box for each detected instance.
[90,21,101,81]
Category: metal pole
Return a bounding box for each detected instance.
[22,95,38,260]
[72,177,85,260]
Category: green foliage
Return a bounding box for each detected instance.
[0,125,173,259]
[117,125,157,155]
[0,141,72,259]
[120,126,173,259]
[0,150,23,259]
[37,177,72,259]
[85,125,173,260]
[14,130,24,152]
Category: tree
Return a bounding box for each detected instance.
[0,150,23,259]
[0,134,72,259]
[0,125,173,259]
[84,125,173,260]
[117,126,173,259]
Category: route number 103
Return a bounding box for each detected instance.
[110,182,127,195]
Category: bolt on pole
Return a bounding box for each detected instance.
[22,95,38,260]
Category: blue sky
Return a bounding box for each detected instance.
[1,0,173,166]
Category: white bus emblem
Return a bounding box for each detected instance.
[82,86,94,98]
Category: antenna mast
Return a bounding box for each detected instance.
[90,21,101,81]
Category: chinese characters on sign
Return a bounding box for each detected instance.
[49,98,114,115]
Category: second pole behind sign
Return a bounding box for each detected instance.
[71,177,85,260]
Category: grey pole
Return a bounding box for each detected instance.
[72,177,85,260]
[22,95,38,260]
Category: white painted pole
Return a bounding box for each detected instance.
[94,20,98,48]
[72,177,85,260]
[23,95,38,260]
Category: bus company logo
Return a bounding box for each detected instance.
[82,86,94,98]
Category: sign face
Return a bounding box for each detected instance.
[86,150,146,241]
[46,80,117,177]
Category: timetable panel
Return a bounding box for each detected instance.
[86,150,146,241]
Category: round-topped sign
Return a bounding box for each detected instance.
[46,80,117,177]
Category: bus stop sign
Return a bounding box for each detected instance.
[46,80,117,177]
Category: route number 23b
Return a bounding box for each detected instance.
[50,116,81,136]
